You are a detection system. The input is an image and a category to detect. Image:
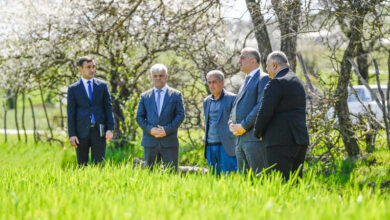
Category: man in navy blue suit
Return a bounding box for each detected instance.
[67,56,115,166]
[229,47,270,174]
[136,64,185,170]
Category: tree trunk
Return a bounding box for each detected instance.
[2,102,7,143]
[28,97,37,143]
[14,89,21,141]
[271,0,301,72]
[39,82,53,139]
[6,89,14,109]
[357,41,369,84]
[245,0,273,72]
[22,92,27,143]
[334,19,363,157]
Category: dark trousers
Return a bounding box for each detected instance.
[265,144,307,180]
[144,144,178,171]
[76,126,106,166]
[235,140,265,174]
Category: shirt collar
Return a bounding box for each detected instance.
[153,84,168,93]
[275,67,289,78]
[247,67,260,78]
[210,89,225,101]
[81,77,94,84]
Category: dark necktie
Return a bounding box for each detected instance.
[156,89,163,116]
[87,81,96,124]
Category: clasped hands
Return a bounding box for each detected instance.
[150,125,167,138]
[229,124,246,136]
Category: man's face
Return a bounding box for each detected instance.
[78,61,96,80]
[266,61,279,79]
[207,75,224,96]
[151,71,168,89]
[238,51,255,74]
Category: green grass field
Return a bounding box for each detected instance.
[1,135,389,220]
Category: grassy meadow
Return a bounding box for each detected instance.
[1,134,390,220]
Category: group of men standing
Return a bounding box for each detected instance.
[203,48,309,179]
[67,47,309,180]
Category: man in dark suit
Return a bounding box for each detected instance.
[229,47,270,174]
[204,70,237,175]
[254,51,309,180]
[136,64,185,170]
[67,56,115,166]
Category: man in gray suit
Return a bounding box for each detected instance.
[204,70,237,175]
[229,47,270,174]
[136,64,185,170]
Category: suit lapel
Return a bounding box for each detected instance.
[236,70,259,104]
[205,98,211,126]
[159,87,171,117]
[78,79,90,103]
[149,90,158,117]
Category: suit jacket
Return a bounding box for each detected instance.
[67,78,115,139]
[254,68,309,147]
[229,69,270,143]
[136,86,185,147]
[203,89,237,157]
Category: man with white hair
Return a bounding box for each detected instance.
[254,51,309,180]
[136,64,185,171]
[203,70,237,175]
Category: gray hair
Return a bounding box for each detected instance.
[150,64,168,75]
[206,70,224,81]
[267,51,290,67]
[242,47,261,64]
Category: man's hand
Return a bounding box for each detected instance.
[106,130,113,141]
[150,126,166,138]
[150,127,160,137]
[69,136,79,148]
[156,125,167,138]
[229,124,246,136]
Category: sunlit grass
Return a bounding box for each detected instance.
[1,135,389,219]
